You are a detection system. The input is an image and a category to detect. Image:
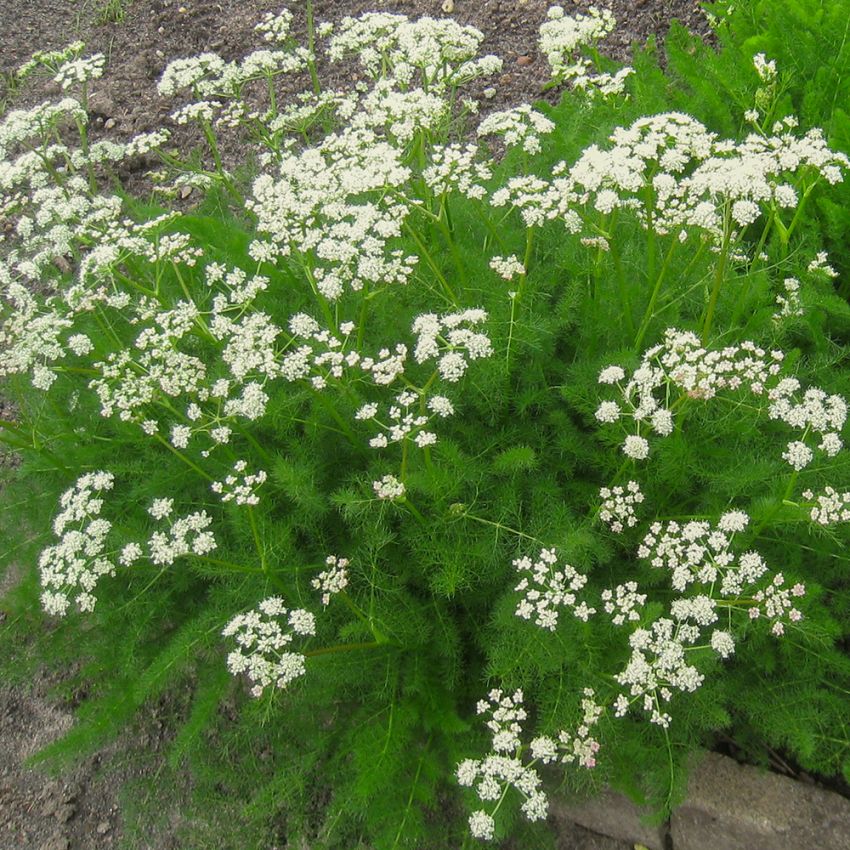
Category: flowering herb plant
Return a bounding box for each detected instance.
[2,3,850,847]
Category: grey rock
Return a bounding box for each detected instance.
[551,789,667,849]
[671,751,850,850]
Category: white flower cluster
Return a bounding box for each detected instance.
[255,9,295,44]
[354,80,449,145]
[595,329,846,470]
[753,52,777,83]
[530,688,603,769]
[767,378,846,468]
[249,128,418,301]
[53,53,105,90]
[211,459,268,506]
[614,617,705,727]
[358,388,452,450]
[488,254,525,280]
[222,597,316,698]
[311,555,350,606]
[456,689,549,840]
[637,512,805,636]
[280,314,358,388]
[476,105,555,156]
[638,512,755,593]
[38,471,116,616]
[373,474,406,501]
[146,506,217,565]
[422,143,492,200]
[327,13,500,92]
[598,481,644,532]
[601,581,646,625]
[750,574,805,635]
[492,111,848,246]
[513,548,595,630]
[411,309,493,382]
[539,6,632,96]
[808,250,838,278]
[773,277,803,320]
[802,486,850,525]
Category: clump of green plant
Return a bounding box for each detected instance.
[2,4,850,848]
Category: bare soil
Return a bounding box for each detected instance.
[0,1,710,848]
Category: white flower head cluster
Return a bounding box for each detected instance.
[601,581,646,625]
[456,689,549,840]
[222,597,316,698]
[354,80,449,144]
[773,277,803,320]
[422,143,492,200]
[489,254,525,281]
[38,471,116,616]
[767,378,846,469]
[753,52,777,83]
[147,509,217,565]
[158,52,231,98]
[280,313,359,389]
[615,617,705,727]
[638,512,754,593]
[211,459,268,506]
[249,129,417,300]
[311,555,350,606]
[598,481,644,532]
[539,5,631,95]
[373,474,406,501]
[750,574,805,635]
[530,687,603,769]
[255,9,295,44]
[802,486,850,525]
[505,111,847,245]
[360,388,449,450]
[411,309,493,382]
[327,13,495,91]
[53,53,105,90]
[476,105,555,156]
[595,329,846,469]
[807,251,838,278]
[513,548,595,630]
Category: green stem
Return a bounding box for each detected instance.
[402,220,458,304]
[608,211,633,334]
[634,237,677,352]
[701,201,733,343]
[460,511,544,545]
[437,197,467,289]
[310,388,359,446]
[731,211,774,327]
[247,506,267,573]
[152,432,214,481]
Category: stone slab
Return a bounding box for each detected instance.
[551,788,667,850]
[671,751,850,850]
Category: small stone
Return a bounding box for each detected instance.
[104,118,116,130]
[96,820,111,834]
[441,0,454,11]
[516,55,533,66]
[180,186,193,199]
[178,5,188,12]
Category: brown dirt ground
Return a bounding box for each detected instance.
[0,1,709,848]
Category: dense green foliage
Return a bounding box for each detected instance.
[2,2,850,848]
